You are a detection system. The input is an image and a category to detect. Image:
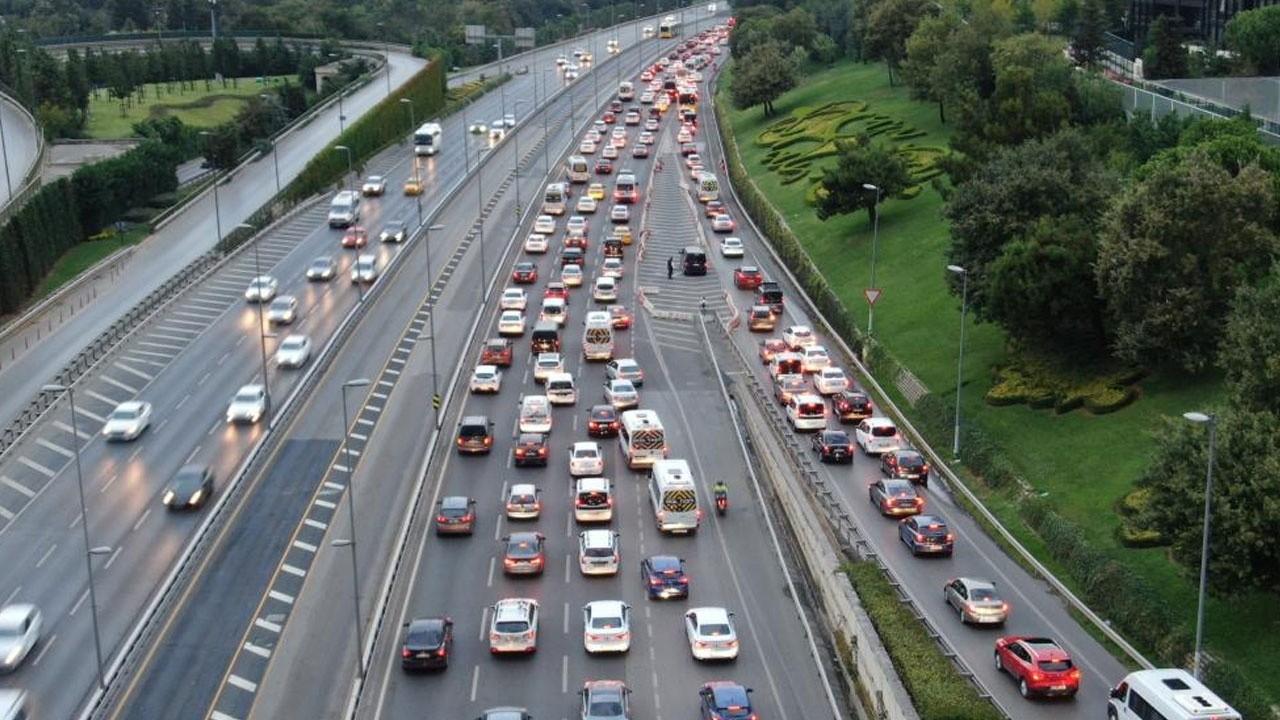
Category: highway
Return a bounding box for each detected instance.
[0,90,41,208]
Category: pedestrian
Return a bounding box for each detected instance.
[667,256,675,279]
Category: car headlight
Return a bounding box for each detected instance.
[4,646,20,665]
[189,490,204,505]
[163,490,175,505]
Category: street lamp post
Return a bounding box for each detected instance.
[208,0,217,40]
[1183,411,1218,681]
[476,146,487,305]
[238,222,272,423]
[337,377,372,680]
[40,383,108,690]
[333,144,355,197]
[863,183,881,338]
[513,99,528,219]
[259,95,282,193]
[399,97,416,142]
[424,224,445,429]
[0,101,12,198]
[540,71,552,171]
[461,102,473,174]
[946,265,968,457]
[199,131,223,243]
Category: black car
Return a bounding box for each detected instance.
[757,281,784,314]
[811,430,854,464]
[831,390,874,423]
[162,464,215,510]
[899,515,954,556]
[512,432,550,467]
[587,404,621,437]
[562,247,586,266]
[881,449,930,485]
[400,616,453,670]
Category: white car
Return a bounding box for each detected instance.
[505,483,542,520]
[534,215,556,234]
[562,264,584,287]
[503,113,516,128]
[498,310,526,336]
[603,379,638,409]
[684,606,739,661]
[275,334,312,369]
[525,233,550,253]
[578,529,621,576]
[611,127,628,143]
[489,123,506,141]
[102,400,152,441]
[556,55,568,66]
[567,215,589,237]
[640,91,655,104]
[501,288,528,311]
[593,276,617,303]
[855,417,902,455]
[677,127,693,144]
[577,195,598,214]
[468,122,488,134]
[0,603,42,671]
[600,257,624,278]
[244,275,278,302]
[470,364,503,394]
[564,66,579,81]
[601,144,619,159]
[579,139,597,154]
[720,237,744,258]
[226,384,267,424]
[361,176,386,195]
[306,256,337,281]
[583,600,630,653]
[631,144,650,159]
[610,204,630,223]
[801,345,831,373]
[266,295,298,324]
[813,367,850,395]
[570,441,605,477]
[782,325,817,349]
[534,353,564,383]
[686,153,703,169]
[605,358,644,386]
[351,254,379,283]
[489,598,539,654]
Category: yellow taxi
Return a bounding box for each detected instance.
[611,225,633,245]
[404,175,424,196]
[588,182,606,201]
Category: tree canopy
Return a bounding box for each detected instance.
[1223,5,1280,75]
[815,140,913,222]
[728,41,799,116]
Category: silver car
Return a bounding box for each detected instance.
[275,334,312,369]
[943,577,1009,625]
[102,400,152,441]
[226,384,267,424]
[266,295,298,324]
[306,256,337,281]
[244,275,278,302]
[0,603,42,671]
[603,379,638,409]
[605,358,644,387]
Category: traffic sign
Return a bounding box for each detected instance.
[864,288,882,306]
[431,394,442,409]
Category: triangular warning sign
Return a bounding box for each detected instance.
[864,288,882,306]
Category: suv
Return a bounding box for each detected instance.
[578,529,621,575]
[480,338,514,367]
[574,477,614,522]
[456,416,495,455]
[489,598,539,654]
[757,281,784,314]
[681,245,707,276]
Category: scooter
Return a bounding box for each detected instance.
[714,491,728,516]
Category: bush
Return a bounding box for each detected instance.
[1083,386,1137,414]
[1115,523,1166,548]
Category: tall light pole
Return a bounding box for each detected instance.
[337,377,371,680]
[377,22,391,95]
[238,222,272,424]
[199,131,223,243]
[540,70,552,171]
[333,144,354,197]
[259,94,281,193]
[399,97,416,142]
[424,224,445,429]
[1183,410,1217,681]
[863,183,881,339]
[0,100,12,198]
[476,144,487,305]
[461,102,473,174]
[946,265,968,458]
[208,0,217,40]
[40,383,108,690]
[513,99,528,219]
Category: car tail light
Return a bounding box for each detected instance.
[922,464,930,473]
[504,557,517,567]
[1068,669,1081,681]
[538,448,548,456]
[649,578,661,586]
[914,533,926,543]
[436,515,448,523]
[436,647,447,656]
[945,534,954,542]
[515,449,526,457]
[914,498,924,507]
[531,556,544,566]
[678,576,689,584]
[456,438,464,445]
[484,437,493,446]
[401,648,412,658]
[1031,671,1045,682]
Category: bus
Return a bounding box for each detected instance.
[659,15,679,38]
[648,459,700,534]
[619,409,667,469]
[566,155,590,184]
[542,183,569,216]
[696,173,719,203]
[413,122,443,156]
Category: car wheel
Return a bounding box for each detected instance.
[994,651,1003,672]
[958,603,968,624]
[1019,678,1030,698]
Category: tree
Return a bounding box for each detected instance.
[815,140,913,222]
[1223,5,1280,75]
[1095,150,1280,372]
[728,41,798,116]
[770,7,819,51]
[863,0,935,85]
[1143,15,1188,79]
[1134,407,1280,597]
[1070,0,1107,67]
[1218,268,1280,415]
[983,33,1075,146]
[901,12,967,122]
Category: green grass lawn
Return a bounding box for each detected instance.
[724,60,1279,701]
[85,76,291,139]
[30,228,148,302]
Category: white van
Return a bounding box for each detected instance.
[350,253,379,283]
[1109,669,1241,720]
[540,297,568,326]
[327,190,361,228]
[582,311,615,361]
[786,393,828,431]
[546,372,577,406]
[518,395,552,433]
[648,459,700,534]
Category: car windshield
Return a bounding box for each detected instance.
[109,407,139,420]
[970,588,999,601]
[281,338,305,351]
[589,696,623,717]
[385,220,402,229]
[900,454,924,467]
[234,390,259,403]
[270,299,291,309]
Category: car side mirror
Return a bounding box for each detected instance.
[1109,687,1124,700]
[501,536,510,542]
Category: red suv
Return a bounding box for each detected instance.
[994,637,1081,699]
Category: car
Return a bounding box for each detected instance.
[498,310,526,336]
[581,680,631,720]
[593,277,617,303]
[881,449,930,485]
[734,266,763,290]
[562,247,587,267]
[994,636,1081,698]
[595,158,614,174]
[832,390,874,422]
[602,144,620,160]
[162,463,215,509]
[470,364,503,394]
[380,220,407,243]
[747,306,776,332]
[801,345,831,373]
[583,600,631,653]
[479,708,532,720]
[610,204,630,223]
[102,400,152,441]
[562,264,584,287]
[644,118,660,131]
[0,604,42,672]
[502,532,546,575]
[579,138,598,154]
[758,281,785,314]
[606,358,644,386]
[869,478,924,517]
[603,238,625,258]
[574,475,614,523]
[603,379,639,409]
[544,282,569,301]
[564,66,579,80]
[811,429,854,464]
[641,555,689,599]
[512,261,538,284]
[501,287,528,310]
[524,233,550,253]
[403,176,424,195]
[266,295,298,324]
[602,112,616,124]
[534,353,563,383]
[855,417,901,455]
[341,226,368,249]
[503,113,516,128]
[587,183,606,201]
[456,415,495,454]
[468,121,489,133]
[361,175,387,196]
[813,367,850,395]
[587,404,621,438]
[610,306,633,329]
[611,225,633,245]
[689,163,706,180]
[578,528,621,576]
[698,681,754,720]
[306,256,337,281]
[480,338,514,367]
[512,432,550,468]
[701,197,720,213]
[718,236,744,258]
[489,124,506,141]
[631,144,650,158]
[226,384,267,424]
[274,334,313,369]
[244,275,278,302]
[399,616,453,671]
[759,338,788,364]
[680,606,739,662]
[943,577,1010,625]
[567,215,589,237]
[435,496,477,535]
[350,253,379,283]
[899,514,954,556]
[782,325,816,349]
[774,374,808,405]
[677,127,693,143]
[570,441,605,477]
[566,232,589,250]
[489,598,539,653]
[598,256,624,278]
[534,215,557,234]
[577,195,599,214]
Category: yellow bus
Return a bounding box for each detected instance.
[659,15,679,38]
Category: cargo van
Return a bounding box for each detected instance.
[1109,669,1241,720]
[327,190,361,228]
[519,395,553,433]
[546,372,578,405]
[582,311,615,361]
[530,322,561,353]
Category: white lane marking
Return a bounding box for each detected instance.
[293,540,317,552]
[487,556,496,587]
[564,554,571,583]
[227,674,258,693]
[210,711,239,720]
[243,642,271,659]
[333,465,351,473]
[281,564,306,578]
[132,508,151,532]
[84,388,120,406]
[73,404,105,423]
[186,446,202,464]
[2,587,18,605]
[478,606,491,642]
[113,361,153,381]
[99,474,118,494]
[356,418,375,426]
[324,481,345,491]
[0,505,12,520]
[35,544,56,568]
[99,374,138,393]
[561,654,569,694]
[269,589,295,604]
[176,394,190,411]
[17,457,57,478]
[314,499,336,509]
[469,665,480,702]
[69,589,88,616]
[198,371,211,386]
[255,617,283,633]
[563,602,570,634]
[350,433,368,441]
[52,420,91,440]
[1,475,37,496]
[304,518,327,530]
[138,339,185,351]
[235,335,247,347]
[36,438,74,459]
[103,546,122,570]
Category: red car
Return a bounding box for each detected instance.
[544,282,569,300]
[994,637,1081,699]
[734,266,764,290]
[680,142,698,156]
[602,112,616,124]
[480,338,514,367]
[566,234,589,250]
[704,200,725,219]
[759,338,787,364]
[610,305,633,329]
[512,261,538,284]
[595,159,614,175]
[341,226,368,249]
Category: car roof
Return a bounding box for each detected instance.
[441,495,472,509]
[475,364,498,373]
[573,441,601,452]
[494,598,537,617]
[707,681,750,705]
[582,529,616,546]
[688,606,730,624]
[647,555,680,568]
[883,479,916,492]
[865,417,896,427]
[913,514,947,526]
[113,400,146,413]
[1018,637,1070,659]
[0,604,37,626]
[956,577,996,591]
[236,384,265,394]
[586,599,626,615]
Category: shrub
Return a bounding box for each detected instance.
[1083,386,1137,414]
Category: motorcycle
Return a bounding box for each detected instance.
[714,490,728,516]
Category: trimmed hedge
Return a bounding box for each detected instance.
[984,355,1144,416]
[844,562,1003,720]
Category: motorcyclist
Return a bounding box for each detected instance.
[712,480,728,503]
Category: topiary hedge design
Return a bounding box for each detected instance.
[983,355,1145,416]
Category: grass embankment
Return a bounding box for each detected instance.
[29,228,148,302]
[723,60,1276,699]
[85,76,291,138]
